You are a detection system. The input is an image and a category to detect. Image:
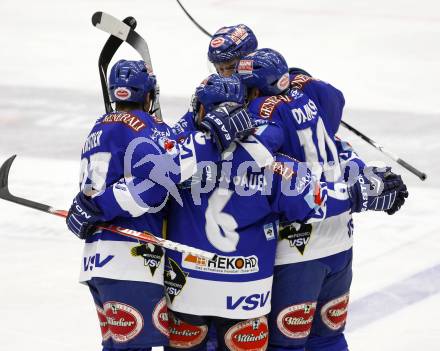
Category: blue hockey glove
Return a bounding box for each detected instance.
[66,192,103,239]
[200,104,254,152]
[348,167,408,214]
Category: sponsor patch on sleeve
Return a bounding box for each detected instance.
[270,161,296,180]
[101,112,147,132]
[290,74,313,89]
[258,95,292,119]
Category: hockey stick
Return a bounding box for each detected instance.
[340,121,427,180]
[174,0,428,181]
[92,11,162,119]
[98,16,137,113]
[0,155,216,260]
[176,0,212,37]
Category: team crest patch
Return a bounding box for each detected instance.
[131,243,164,276]
[321,293,349,330]
[276,302,317,338]
[103,301,144,343]
[211,37,225,48]
[168,311,209,348]
[152,297,169,336]
[225,316,269,351]
[95,305,111,341]
[114,87,132,100]
[279,222,313,255]
[164,258,189,303]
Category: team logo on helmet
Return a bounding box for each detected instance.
[103,301,144,343]
[114,87,132,100]
[210,37,226,48]
[321,293,349,330]
[276,302,317,339]
[276,72,290,91]
[237,60,254,75]
[152,297,169,336]
[230,26,249,44]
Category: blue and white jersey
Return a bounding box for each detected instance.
[248,76,360,264]
[165,125,351,319]
[78,109,221,284]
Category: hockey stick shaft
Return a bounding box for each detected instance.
[340,121,427,180]
[98,16,137,113]
[92,11,162,119]
[0,155,216,260]
[174,2,427,181]
[176,0,212,37]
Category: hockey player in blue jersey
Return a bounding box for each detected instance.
[207,24,258,77]
[161,75,407,351]
[236,48,408,351]
[65,59,255,351]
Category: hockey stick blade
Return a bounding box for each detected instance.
[0,156,216,260]
[92,11,162,118]
[98,16,137,113]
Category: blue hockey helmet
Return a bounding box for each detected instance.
[208,24,258,63]
[194,74,246,113]
[237,48,290,96]
[108,60,156,103]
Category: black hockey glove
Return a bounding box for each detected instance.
[348,167,408,214]
[66,192,104,239]
[200,104,254,152]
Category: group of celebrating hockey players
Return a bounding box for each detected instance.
[66,23,408,351]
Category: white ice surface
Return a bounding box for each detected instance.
[0,0,439,350]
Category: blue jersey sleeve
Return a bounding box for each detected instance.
[89,112,222,221]
[267,154,351,224]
